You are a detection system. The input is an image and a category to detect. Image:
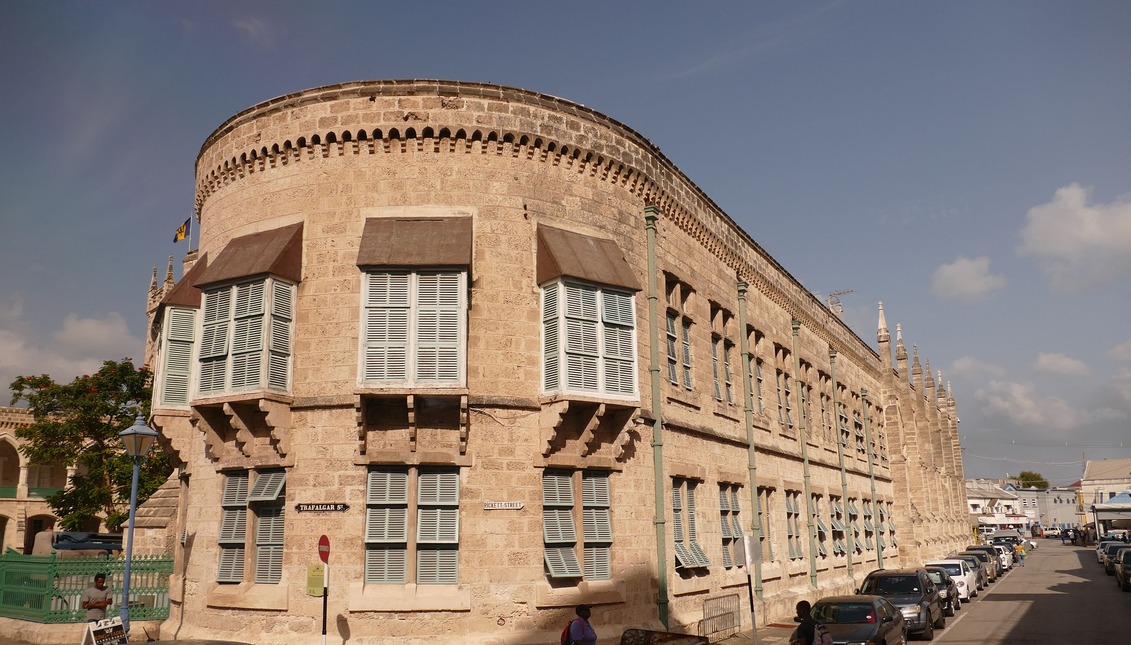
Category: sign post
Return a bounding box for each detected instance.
[318,535,330,645]
[742,535,761,645]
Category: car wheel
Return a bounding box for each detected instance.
[944,599,954,617]
[919,621,935,641]
[932,608,946,629]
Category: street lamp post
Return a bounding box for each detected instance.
[118,413,158,635]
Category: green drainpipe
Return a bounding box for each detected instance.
[644,204,669,628]
[830,349,853,578]
[793,320,818,589]
[736,279,763,599]
[862,388,882,570]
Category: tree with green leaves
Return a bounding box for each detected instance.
[1017,470,1049,489]
[10,359,173,532]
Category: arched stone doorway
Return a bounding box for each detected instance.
[0,514,9,551]
[0,440,19,497]
[23,514,56,554]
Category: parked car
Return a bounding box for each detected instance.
[809,595,909,645]
[1114,548,1131,592]
[1096,540,1124,564]
[957,550,998,582]
[924,559,977,600]
[992,544,1014,569]
[949,554,989,590]
[966,545,1004,576]
[857,568,945,640]
[1101,542,1130,575]
[1044,526,1061,538]
[923,566,960,616]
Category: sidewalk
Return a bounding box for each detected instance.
[717,621,797,645]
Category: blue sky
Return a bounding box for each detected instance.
[1,1,1129,485]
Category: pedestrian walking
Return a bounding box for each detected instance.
[566,604,597,645]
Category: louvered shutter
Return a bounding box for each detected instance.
[687,483,710,567]
[365,548,407,584]
[415,272,462,384]
[665,313,679,383]
[161,307,196,405]
[564,284,599,391]
[247,470,286,502]
[363,272,410,381]
[542,284,561,391]
[543,471,581,578]
[217,472,248,583]
[255,503,285,584]
[217,546,245,583]
[230,281,265,390]
[672,482,693,568]
[365,468,408,584]
[268,281,293,390]
[417,549,458,584]
[417,469,459,583]
[581,472,612,580]
[199,289,231,394]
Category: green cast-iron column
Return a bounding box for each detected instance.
[736,279,764,599]
[830,349,854,577]
[792,320,818,588]
[862,388,882,569]
[644,204,670,628]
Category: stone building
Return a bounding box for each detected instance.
[0,406,66,553]
[144,80,968,645]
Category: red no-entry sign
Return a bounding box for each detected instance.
[318,535,330,563]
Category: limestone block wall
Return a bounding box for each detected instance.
[151,80,969,645]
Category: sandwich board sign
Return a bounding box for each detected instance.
[81,616,127,645]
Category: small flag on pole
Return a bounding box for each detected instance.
[173,218,191,243]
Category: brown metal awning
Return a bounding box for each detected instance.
[195,223,303,288]
[537,225,641,291]
[158,253,209,310]
[356,217,472,267]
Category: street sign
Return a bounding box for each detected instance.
[307,564,326,596]
[318,534,330,563]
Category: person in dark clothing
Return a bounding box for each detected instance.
[791,600,817,645]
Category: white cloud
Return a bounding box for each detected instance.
[931,256,1006,301]
[0,311,143,395]
[950,356,1006,379]
[1017,183,1131,292]
[1114,368,1131,406]
[975,380,1078,430]
[1032,352,1090,376]
[1108,340,1131,362]
[233,17,278,49]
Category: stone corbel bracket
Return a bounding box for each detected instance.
[259,399,292,458]
[149,412,194,471]
[578,404,604,457]
[407,394,417,452]
[458,395,469,454]
[355,396,367,455]
[541,400,571,456]
[222,403,257,458]
[613,411,642,461]
[193,407,232,463]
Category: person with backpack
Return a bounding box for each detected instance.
[562,603,597,645]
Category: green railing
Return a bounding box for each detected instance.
[27,487,63,499]
[0,552,172,623]
[0,486,16,498]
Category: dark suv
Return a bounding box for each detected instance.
[857,568,946,640]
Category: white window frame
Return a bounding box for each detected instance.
[360,270,467,387]
[157,306,197,407]
[542,279,637,398]
[198,278,294,396]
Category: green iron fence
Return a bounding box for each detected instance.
[0,551,172,623]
